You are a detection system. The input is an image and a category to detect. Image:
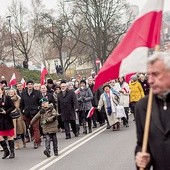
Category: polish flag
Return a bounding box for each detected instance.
[87,107,95,118]
[94,0,163,90]
[75,88,80,95]
[9,73,17,87]
[40,63,48,85]
[20,78,26,89]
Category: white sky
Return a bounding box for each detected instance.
[0,0,170,17]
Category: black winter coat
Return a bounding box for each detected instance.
[20,89,42,117]
[135,93,170,170]
[0,96,15,130]
[58,89,78,121]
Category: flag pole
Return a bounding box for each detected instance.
[140,45,159,170]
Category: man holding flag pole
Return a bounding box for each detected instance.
[93,0,168,169]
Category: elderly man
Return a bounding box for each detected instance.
[135,52,170,170]
[57,80,79,139]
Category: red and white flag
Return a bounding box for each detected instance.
[87,107,95,118]
[40,63,48,85]
[20,78,26,89]
[9,73,17,87]
[74,88,80,95]
[94,0,163,90]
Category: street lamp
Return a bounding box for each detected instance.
[6,16,16,67]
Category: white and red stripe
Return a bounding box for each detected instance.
[87,107,95,118]
[20,78,26,89]
[94,0,163,90]
[40,63,48,85]
[9,73,17,87]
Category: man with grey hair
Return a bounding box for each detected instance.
[135,52,170,170]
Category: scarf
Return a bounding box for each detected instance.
[104,92,112,115]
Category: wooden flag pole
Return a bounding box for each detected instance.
[140,45,159,170]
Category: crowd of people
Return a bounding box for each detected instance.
[0,70,149,160]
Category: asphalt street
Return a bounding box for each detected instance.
[0,115,137,170]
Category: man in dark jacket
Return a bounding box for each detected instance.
[58,80,78,139]
[20,80,42,149]
[135,52,170,170]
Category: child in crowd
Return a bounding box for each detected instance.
[30,97,59,157]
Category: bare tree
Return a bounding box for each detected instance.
[64,0,133,69]
[8,0,39,63]
[38,10,86,75]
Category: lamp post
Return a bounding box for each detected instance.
[6,16,16,67]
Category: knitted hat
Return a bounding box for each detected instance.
[40,97,49,103]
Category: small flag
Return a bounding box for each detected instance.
[9,73,17,87]
[75,88,80,95]
[20,78,26,89]
[87,107,95,118]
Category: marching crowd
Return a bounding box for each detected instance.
[0,71,148,159]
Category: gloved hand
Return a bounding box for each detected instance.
[40,109,45,114]
[41,120,47,125]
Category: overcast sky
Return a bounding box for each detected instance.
[0,0,170,17]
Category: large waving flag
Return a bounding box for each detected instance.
[9,73,17,87]
[40,63,48,85]
[94,0,163,90]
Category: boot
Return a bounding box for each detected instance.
[0,140,10,159]
[83,125,87,134]
[53,148,58,156]
[89,128,92,133]
[8,140,15,159]
[44,149,51,158]
[15,140,20,150]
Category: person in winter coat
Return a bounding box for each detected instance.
[97,84,120,130]
[20,80,42,149]
[8,89,26,149]
[30,97,58,157]
[129,75,145,121]
[117,77,130,127]
[0,86,16,159]
[58,80,79,139]
[77,79,93,134]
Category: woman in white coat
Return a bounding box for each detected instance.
[97,84,120,130]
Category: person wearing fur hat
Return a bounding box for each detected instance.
[129,75,145,121]
[30,97,59,157]
[97,84,120,130]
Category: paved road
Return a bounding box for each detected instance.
[0,115,137,170]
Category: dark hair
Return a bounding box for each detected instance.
[80,79,86,85]
[47,79,53,84]
[60,79,67,84]
[102,84,111,90]
[54,85,61,91]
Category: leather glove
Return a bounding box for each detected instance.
[40,109,45,114]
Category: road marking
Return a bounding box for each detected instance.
[28,125,106,170]
[39,127,106,170]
